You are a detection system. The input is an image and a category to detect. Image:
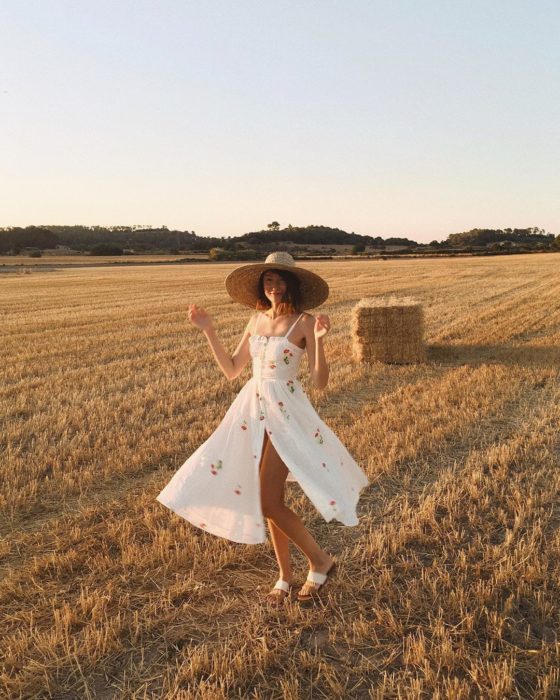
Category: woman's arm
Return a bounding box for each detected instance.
[189,304,255,381]
[302,313,331,390]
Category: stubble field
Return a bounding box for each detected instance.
[1,254,559,699]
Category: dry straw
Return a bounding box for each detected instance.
[351,296,427,364]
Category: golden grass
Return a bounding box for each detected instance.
[1,254,559,698]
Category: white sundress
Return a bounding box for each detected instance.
[156,312,370,544]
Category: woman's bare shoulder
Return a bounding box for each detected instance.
[300,311,315,329]
[245,311,260,332]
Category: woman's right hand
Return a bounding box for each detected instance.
[188,303,213,330]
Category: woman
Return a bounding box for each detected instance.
[156,252,369,605]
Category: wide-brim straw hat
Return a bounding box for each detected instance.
[225,252,329,310]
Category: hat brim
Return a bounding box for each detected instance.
[225,262,329,310]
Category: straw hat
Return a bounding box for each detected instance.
[225,252,329,310]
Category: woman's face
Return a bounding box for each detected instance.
[262,271,287,304]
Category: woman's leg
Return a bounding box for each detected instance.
[259,433,333,590]
[259,433,293,600]
[268,520,293,581]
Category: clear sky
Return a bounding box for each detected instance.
[1,1,559,242]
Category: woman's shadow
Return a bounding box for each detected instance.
[428,342,560,368]
[317,339,559,424]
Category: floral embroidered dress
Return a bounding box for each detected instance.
[156,312,369,544]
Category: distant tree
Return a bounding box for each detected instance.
[267,221,280,231]
[0,226,59,253]
[446,227,553,248]
[553,234,560,249]
[385,237,417,247]
[239,224,380,247]
[209,247,234,261]
[352,243,366,254]
[90,243,123,256]
[218,238,236,251]
[241,249,259,260]
[209,248,221,260]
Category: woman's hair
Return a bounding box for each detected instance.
[256,268,302,315]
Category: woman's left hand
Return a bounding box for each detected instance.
[314,314,331,339]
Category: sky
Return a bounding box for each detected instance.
[1,1,559,243]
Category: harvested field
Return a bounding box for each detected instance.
[1,254,559,698]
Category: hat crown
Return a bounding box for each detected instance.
[264,252,295,267]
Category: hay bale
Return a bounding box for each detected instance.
[351,296,426,363]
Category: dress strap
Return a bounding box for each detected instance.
[284,313,304,338]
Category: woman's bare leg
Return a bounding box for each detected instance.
[259,433,333,594]
[259,433,293,600]
[268,520,293,582]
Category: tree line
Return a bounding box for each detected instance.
[0,223,558,255]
